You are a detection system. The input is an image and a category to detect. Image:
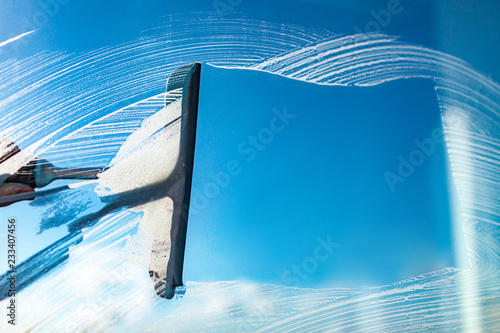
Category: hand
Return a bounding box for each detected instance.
[0,183,34,207]
[0,139,35,207]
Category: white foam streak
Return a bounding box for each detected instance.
[0,31,35,48]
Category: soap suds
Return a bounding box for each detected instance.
[94,98,181,284]
[96,100,181,194]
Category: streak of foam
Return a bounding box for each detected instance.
[0,14,499,333]
[0,31,35,49]
[243,33,500,333]
[0,14,330,172]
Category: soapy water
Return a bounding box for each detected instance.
[0,13,499,332]
[96,96,182,292]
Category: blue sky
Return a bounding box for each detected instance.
[1,0,437,55]
[0,0,473,287]
[184,64,460,287]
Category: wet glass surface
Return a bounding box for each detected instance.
[0,1,499,331]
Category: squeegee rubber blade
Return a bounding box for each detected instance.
[149,63,201,299]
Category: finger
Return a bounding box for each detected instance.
[0,184,35,207]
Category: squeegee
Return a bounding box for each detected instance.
[0,64,201,300]
[146,62,200,299]
[0,62,466,300]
